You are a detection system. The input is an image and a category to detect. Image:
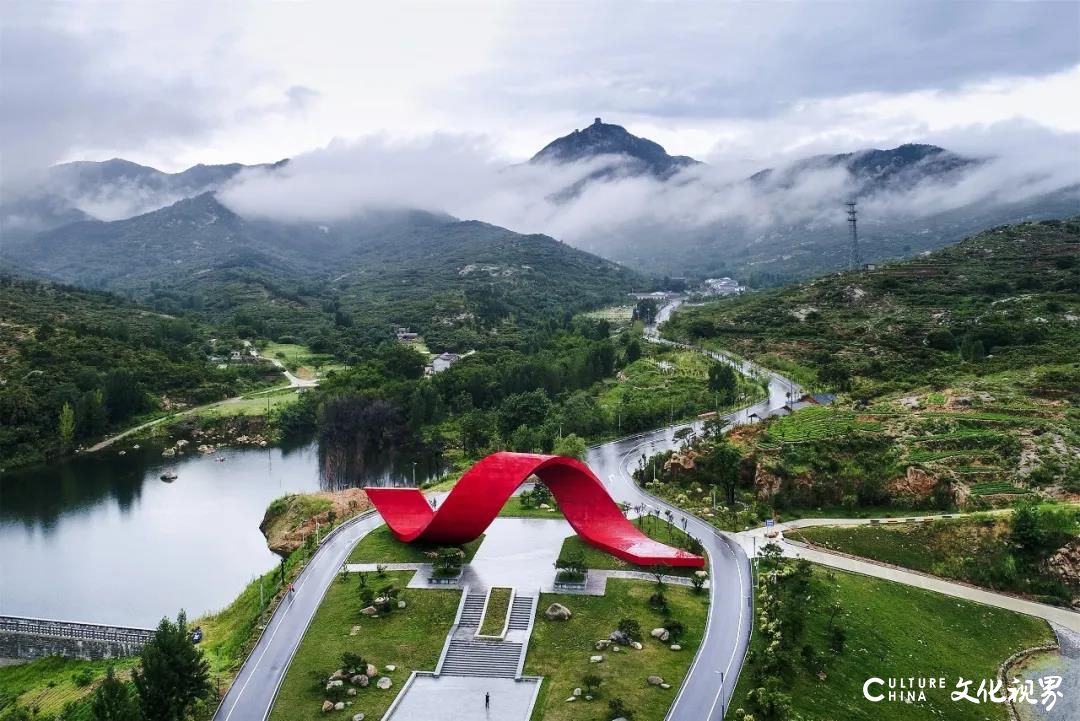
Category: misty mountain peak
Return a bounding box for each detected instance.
[531,118,700,179]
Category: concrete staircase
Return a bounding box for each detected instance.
[507,595,536,631]
[436,591,539,679]
[458,592,486,627]
[440,638,524,678]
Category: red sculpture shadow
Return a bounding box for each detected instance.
[365,451,704,568]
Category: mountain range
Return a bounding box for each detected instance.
[2,119,1076,319]
[0,191,639,352]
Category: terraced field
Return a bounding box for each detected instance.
[762,406,885,444]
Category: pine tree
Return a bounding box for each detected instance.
[133,611,210,721]
[91,666,141,721]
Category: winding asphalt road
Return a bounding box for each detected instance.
[214,513,383,721]
[214,299,800,720]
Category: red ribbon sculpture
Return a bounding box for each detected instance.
[365,451,704,568]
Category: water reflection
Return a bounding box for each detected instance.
[0,438,443,626]
[319,442,443,489]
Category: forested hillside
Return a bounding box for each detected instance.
[662,219,1080,511]
[0,276,274,468]
[1,194,641,355]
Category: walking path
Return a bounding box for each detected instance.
[733,521,1080,632]
[87,352,315,453]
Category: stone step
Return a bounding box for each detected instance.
[440,638,523,679]
[458,593,487,626]
[506,597,535,630]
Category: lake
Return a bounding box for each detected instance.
[0,439,443,628]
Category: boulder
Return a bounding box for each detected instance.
[630,641,643,650]
[565,697,576,703]
[331,670,347,681]
[385,664,397,672]
[539,503,551,509]
[608,630,631,645]
[350,675,367,686]
[589,655,604,663]
[366,664,378,678]
[573,688,582,697]
[594,640,611,651]
[360,606,378,616]
[585,695,593,701]
[670,644,682,651]
[397,600,407,609]
[350,625,361,636]
[356,675,369,688]
[353,715,366,721]
[648,675,665,686]
[545,603,572,621]
[660,683,671,689]
[376,676,392,690]
[650,628,670,642]
[321,700,334,712]
[334,702,345,711]
[325,680,344,691]
[347,688,356,696]
[612,646,621,653]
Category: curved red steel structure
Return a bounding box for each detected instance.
[365,451,704,568]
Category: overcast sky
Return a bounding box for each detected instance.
[2,0,1078,177]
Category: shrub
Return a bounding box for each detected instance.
[341,652,368,674]
[616,618,642,642]
[72,667,96,688]
[829,625,846,653]
[663,619,685,641]
[607,697,633,720]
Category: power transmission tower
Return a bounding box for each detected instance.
[845,200,862,270]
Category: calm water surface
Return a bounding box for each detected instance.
[0,440,441,627]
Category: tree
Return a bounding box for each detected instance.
[699,438,742,507]
[104,369,147,423]
[91,666,141,721]
[708,363,738,404]
[80,388,108,438]
[624,339,642,364]
[1010,499,1045,558]
[133,611,211,721]
[553,433,587,460]
[58,402,76,449]
[582,672,603,696]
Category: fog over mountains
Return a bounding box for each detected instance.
[3,119,1078,282]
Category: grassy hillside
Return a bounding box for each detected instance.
[664,219,1080,509]
[726,556,1053,721]
[0,275,275,469]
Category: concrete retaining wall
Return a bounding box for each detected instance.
[0,616,154,661]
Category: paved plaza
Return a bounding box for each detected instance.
[384,674,541,721]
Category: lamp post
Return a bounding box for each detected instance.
[412,461,417,486]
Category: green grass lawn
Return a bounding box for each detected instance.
[795,509,1079,599]
[347,525,484,564]
[526,580,709,721]
[0,657,137,717]
[498,496,566,518]
[726,565,1054,721]
[261,341,344,380]
[268,571,459,721]
[480,587,513,636]
[558,518,706,578]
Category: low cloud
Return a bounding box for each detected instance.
[217,121,1080,259]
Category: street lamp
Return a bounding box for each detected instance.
[412,461,417,486]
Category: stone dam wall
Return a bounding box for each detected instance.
[0,615,155,661]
